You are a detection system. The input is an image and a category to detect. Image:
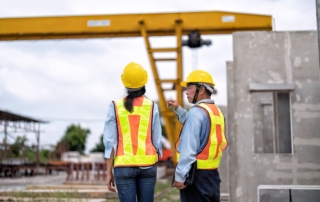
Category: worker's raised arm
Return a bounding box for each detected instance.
[167,99,189,124]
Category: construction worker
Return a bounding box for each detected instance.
[103,62,162,202]
[167,69,227,202]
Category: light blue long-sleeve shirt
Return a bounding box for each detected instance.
[174,99,215,182]
[103,98,162,160]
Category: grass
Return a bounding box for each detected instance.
[154,179,180,202]
[0,178,180,202]
[155,188,180,202]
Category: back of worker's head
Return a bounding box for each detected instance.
[121,62,148,112]
[121,62,148,89]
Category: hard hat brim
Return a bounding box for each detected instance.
[181,81,215,88]
[180,81,187,87]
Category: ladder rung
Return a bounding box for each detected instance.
[162,88,175,91]
[162,111,175,116]
[154,58,176,62]
[158,79,178,83]
[149,48,178,52]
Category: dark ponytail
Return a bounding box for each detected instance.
[124,86,146,113]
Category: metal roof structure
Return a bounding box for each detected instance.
[0,109,48,171]
[0,109,47,123]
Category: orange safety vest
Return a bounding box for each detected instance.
[113,96,158,167]
[176,103,227,170]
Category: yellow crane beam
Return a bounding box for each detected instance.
[0,11,273,164]
[0,11,272,40]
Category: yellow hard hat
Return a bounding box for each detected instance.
[181,69,215,87]
[121,62,148,89]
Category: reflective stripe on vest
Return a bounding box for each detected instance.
[113,96,158,167]
[176,103,227,170]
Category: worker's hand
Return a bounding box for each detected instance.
[106,173,116,192]
[172,180,187,190]
[167,100,179,110]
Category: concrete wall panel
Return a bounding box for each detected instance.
[228,31,320,202]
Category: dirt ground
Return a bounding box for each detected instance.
[0,172,67,190]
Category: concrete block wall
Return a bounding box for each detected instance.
[227,31,320,202]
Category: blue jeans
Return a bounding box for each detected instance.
[114,165,157,202]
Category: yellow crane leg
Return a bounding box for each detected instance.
[140,20,185,165]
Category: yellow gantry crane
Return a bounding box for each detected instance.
[0,11,272,163]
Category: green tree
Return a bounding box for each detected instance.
[90,134,105,152]
[61,124,90,154]
[11,135,28,157]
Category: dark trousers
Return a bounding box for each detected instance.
[180,169,221,202]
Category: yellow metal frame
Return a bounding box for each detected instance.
[140,19,184,163]
[0,11,273,164]
[0,11,272,40]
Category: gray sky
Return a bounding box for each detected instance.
[0,0,317,153]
